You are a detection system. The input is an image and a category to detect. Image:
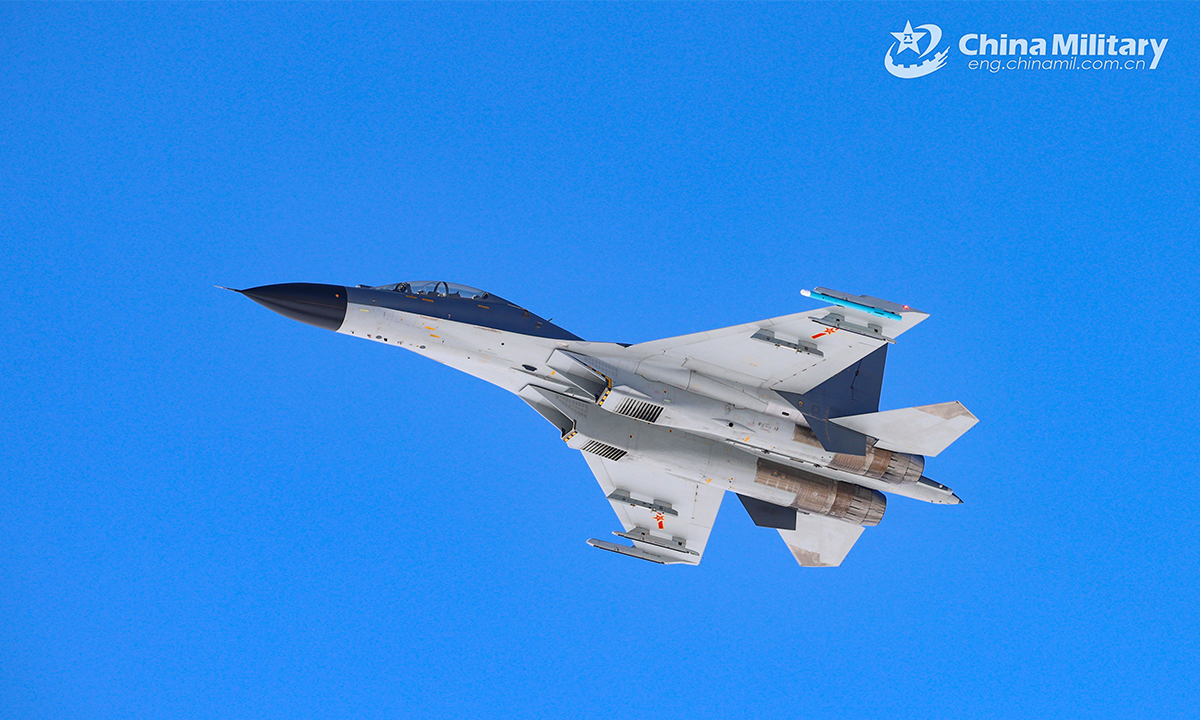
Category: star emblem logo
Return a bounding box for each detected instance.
[891,21,926,55]
[883,21,948,79]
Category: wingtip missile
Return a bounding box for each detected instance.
[802,288,905,320]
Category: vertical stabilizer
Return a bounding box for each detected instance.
[780,345,887,455]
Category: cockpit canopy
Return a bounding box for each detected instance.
[368,281,510,304]
[357,279,579,340]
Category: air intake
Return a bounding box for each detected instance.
[581,440,628,461]
[614,397,664,423]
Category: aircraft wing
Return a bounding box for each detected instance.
[626,296,929,396]
[582,454,725,565]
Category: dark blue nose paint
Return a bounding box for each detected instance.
[239,283,348,331]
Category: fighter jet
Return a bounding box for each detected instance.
[229,281,977,567]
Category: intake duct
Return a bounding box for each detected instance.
[754,458,886,526]
[793,424,924,484]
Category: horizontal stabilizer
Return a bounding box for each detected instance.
[778,513,866,567]
[830,401,978,457]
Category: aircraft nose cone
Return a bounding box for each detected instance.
[239,283,347,331]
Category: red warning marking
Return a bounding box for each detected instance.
[653,511,665,529]
[811,327,839,339]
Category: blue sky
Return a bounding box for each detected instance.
[3,3,1198,718]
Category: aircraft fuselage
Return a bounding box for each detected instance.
[238,283,961,521]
